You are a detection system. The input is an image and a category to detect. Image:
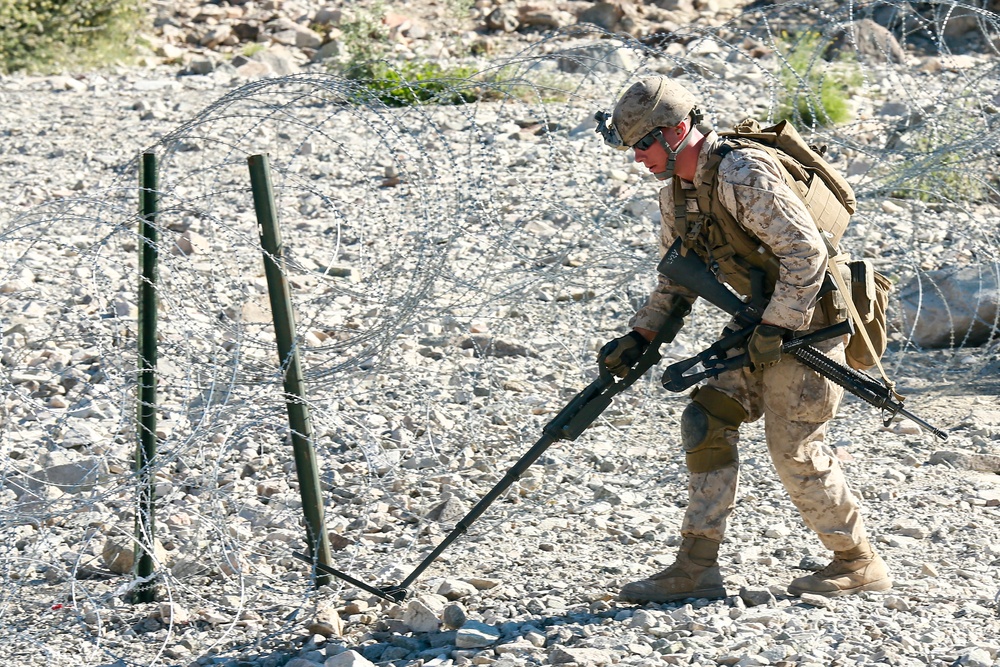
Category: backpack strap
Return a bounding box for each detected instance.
[695,140,780,292]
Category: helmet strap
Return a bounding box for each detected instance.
[652,124,695,181]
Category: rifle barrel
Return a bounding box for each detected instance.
[790,345,948,440]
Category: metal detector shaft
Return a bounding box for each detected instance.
[392,308,688,595]
[292,551,405,601]
[394,430,562,592]
[312,302,690,601]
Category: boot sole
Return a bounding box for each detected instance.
[619,585,727,604]
[788,578,893,598]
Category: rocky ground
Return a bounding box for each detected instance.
[2,2,1000,667]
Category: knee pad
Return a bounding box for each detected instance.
[680,387,748,473]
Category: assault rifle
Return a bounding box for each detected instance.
[656,238,948,441]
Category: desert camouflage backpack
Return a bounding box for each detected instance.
[675,118,890,370]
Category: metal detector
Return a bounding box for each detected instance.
[294,305,691,602]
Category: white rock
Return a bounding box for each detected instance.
[402,597,442,633]
[173,230,211,255]
[437,578,478,600]
[549,646,612,666]
[884,595,913,611]
[764,524,790,538]
[956,648,993,667]
[159,602,192,623]
[630,608,661,630]
[455,620,501,648]
[798,593,833,609]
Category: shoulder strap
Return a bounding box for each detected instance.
[699,141,780,286]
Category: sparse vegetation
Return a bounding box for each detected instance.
[444,0,475,20]
[341,1,391,76]
[776,30,862,127]
[0,0,143,74]
[886,125,994,203]
[351,61,483,107]
[241,42,267,58]
[336,4,569,108]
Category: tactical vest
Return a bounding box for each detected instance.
[673,119,856,300]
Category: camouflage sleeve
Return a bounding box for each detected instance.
[717,149,827,331]
[628,185,699,331]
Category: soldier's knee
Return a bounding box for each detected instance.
[681,387,748,473]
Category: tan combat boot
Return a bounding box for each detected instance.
[787,542,892,597]
[618,537,726,604]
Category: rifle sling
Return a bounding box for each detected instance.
[823,239,901,401]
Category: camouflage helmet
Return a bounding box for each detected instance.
[611,77,698,148]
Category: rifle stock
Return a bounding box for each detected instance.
[656,239,948,440]
[657,239,750,319]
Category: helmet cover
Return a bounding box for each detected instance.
[611,77,698,148]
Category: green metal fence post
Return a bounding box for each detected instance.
[247,154,332,587]
[134,152,159,603]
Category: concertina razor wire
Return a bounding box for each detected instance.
[1,2,999,664]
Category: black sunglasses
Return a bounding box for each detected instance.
[632,129,660,151]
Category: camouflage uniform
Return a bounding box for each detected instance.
[631,131,866,552]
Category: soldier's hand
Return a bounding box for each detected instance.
[747,324,787,371]
[598,331,650,378]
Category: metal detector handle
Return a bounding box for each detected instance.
[548,310,687,441]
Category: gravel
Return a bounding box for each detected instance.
[1,7,999,667]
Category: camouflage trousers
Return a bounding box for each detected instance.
[680,324,866,552]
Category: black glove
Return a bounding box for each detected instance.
[598,331,649,378]
[747,324,787,370]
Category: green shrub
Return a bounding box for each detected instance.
[344,59,573,108]
[335,3,570,108]
[350,61,482,107]
[776,31,862,127]
[885,125,994,203]
[341,1,390,72]
[0,0,142,73]
[241,42,267,58]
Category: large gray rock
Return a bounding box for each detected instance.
[929,449,1000,473]
[825,19,906,63]
[248,46,300,76]
[557,42,639,74]
[899,266,1000,348]
[41,456,107,493]
[652,0,695,12]
[577,2,625,31]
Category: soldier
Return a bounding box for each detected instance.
[595,77,891,602]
